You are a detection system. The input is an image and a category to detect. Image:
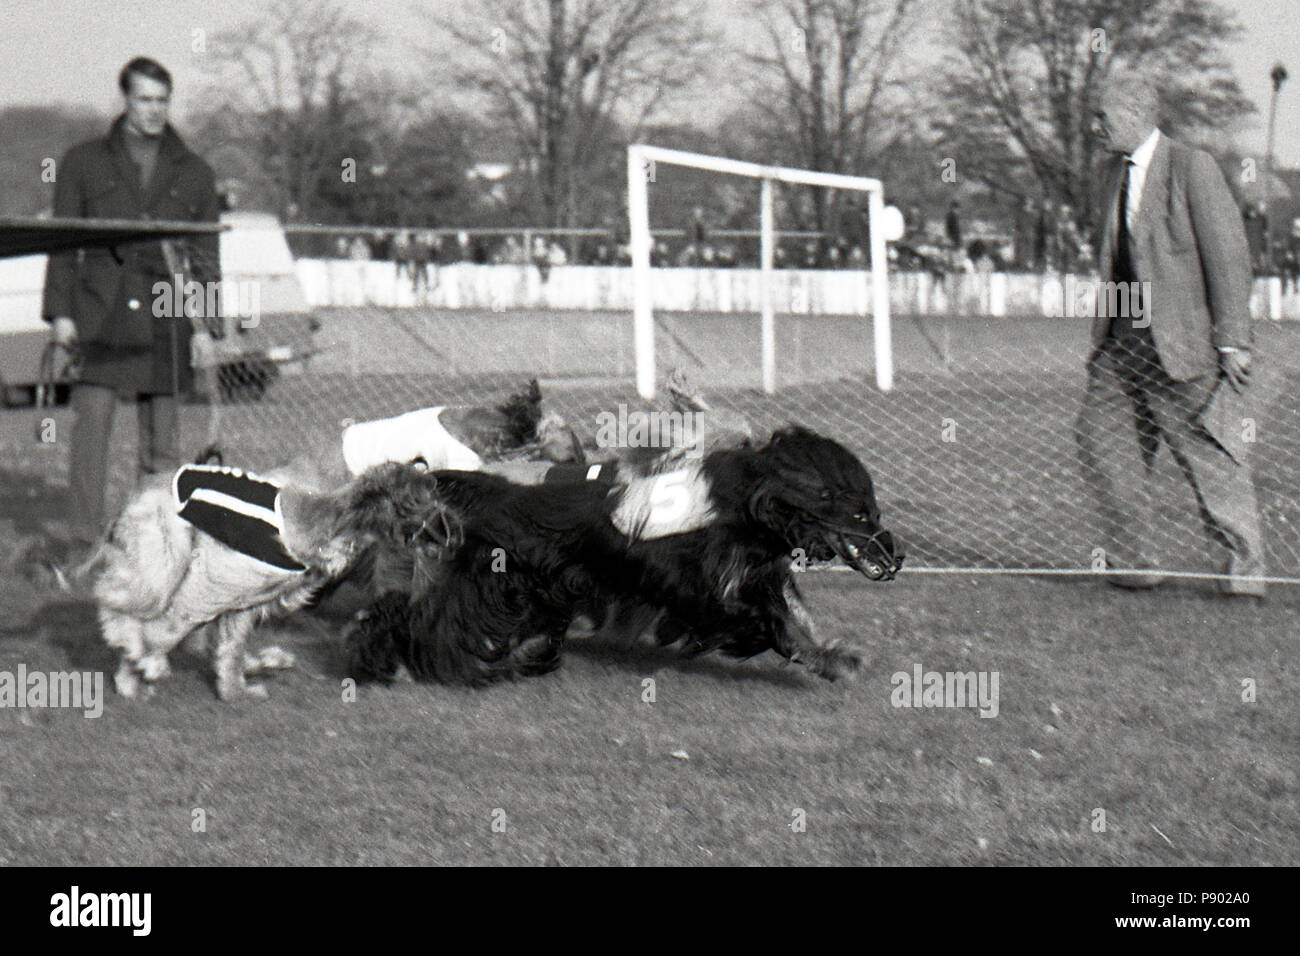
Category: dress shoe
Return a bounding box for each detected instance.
[1105,569,1168,590]
[1221,553,1267,598]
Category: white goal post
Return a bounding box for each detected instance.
[626,144,894,398]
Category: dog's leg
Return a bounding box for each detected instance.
[182,622,213,657]
[101,610,146,699]
[600,598,663,644]
[113,658,142,699]
[345,593,412,683]
[213,609,267,700]
[779,579,862,681]
[404,561,566,685]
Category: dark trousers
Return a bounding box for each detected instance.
[68,384,180,540]
[1074,332,1263,571]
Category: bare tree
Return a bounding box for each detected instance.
[195,0,393,222]
[432,0,715,228]
[745,0,924,231]
[937,0,1254,234]
[0,106,105,216]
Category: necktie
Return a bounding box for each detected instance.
[1114,158,1135,279]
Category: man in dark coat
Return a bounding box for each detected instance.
[42,56,221,549]
[1075,71,1264,596]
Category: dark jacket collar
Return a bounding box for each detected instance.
[106,113,190,161]
[104,114,192,207]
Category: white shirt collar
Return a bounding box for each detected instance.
[1129,128,1161,170]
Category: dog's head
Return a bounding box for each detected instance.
[450,380,583,464]
[746,427,902,581]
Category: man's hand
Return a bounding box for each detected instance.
[1220,349,1252,391]
[51,317,78,346]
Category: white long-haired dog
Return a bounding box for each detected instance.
[89,380,573,701]
[92,461,457,700]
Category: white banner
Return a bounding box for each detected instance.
[294,259,1298,321]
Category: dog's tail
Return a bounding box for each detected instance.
[59,451,216,594]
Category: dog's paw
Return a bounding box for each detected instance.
[114,665,142,699]
[244,646,296,674]
[804,644,864,682]
[137,653,172,683]
[216,674,269,702]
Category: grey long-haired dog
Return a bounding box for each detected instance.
[92,461,457,701]
[89,379,580,701]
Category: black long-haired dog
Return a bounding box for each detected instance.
[346,426,902,686]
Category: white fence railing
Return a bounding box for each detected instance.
[3,257,1295,329]
[295,259,1300,320]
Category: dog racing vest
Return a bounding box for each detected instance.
[172,464,307,572]
[611,464,717,540]
[340,406,485,476]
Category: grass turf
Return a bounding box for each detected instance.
[0,570,1294,866]
[0,306,1295,866]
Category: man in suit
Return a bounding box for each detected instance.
[1075,72,1264,596]
[42,57,221,554]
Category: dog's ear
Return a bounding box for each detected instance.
[746,480,784,530]
[766,424,818,453]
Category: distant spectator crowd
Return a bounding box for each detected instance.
[1242,203,1300,291]
[309,200,1300,286]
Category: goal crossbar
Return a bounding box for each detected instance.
[626,144,893,398]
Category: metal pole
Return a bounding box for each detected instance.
[760,177,775,394]
[1265,64,1288,264]
[868,186,893,391]
[627,146,655,399]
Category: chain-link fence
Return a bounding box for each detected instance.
[11,252,1300,586]
[49,301,1285,585]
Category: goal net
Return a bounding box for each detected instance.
[627,144,894,397]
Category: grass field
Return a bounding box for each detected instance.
[0,305,1296,866]
[1,567,1294,866]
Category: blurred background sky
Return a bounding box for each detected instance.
[0,0,1296,166]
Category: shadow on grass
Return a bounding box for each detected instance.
[294,593,819,691]
[1023,570,1300,608]
[0,468,67,537]
[564,630,816,688]
[34,597,114,671]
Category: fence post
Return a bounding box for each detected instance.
[760,177,775,394]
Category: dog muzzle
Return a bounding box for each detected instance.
[832,527,902,581]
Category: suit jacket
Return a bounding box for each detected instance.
[1093,134,1253,381]
[42,115,220,394]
